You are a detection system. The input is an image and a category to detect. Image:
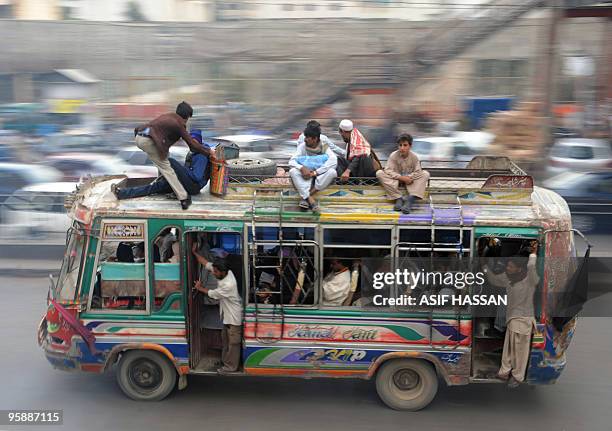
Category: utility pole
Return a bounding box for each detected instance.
[541,0,563,147]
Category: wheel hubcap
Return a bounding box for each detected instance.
[129,359,162,391]
[393,369,420,391]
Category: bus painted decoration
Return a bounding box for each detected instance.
[102,222,144,240]
[244,318,471,345]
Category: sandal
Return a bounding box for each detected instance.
[299,199,310,210]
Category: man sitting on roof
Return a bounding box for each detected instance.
[297,120,346,158]
[376,133,430,214]
[289,124,338,211]
[336,119,382,181]
[112,130,211,202]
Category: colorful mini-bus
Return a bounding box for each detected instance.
[38,157,587,410]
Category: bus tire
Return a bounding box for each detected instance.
[116,350,177,401]
[227,158,277,176]
[375,359,438,411]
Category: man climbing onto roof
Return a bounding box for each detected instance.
[129,101,214,210]
[112,130,211,204]
[376,133,430,214]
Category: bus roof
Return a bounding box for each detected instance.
[67,157,571,231]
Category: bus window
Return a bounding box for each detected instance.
[250,243,318,306]
[152,227,182,312]
[247,226,315,242]
[324,228,391,246]
[90,240,148,312]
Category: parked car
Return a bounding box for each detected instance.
[544,171,612,233]
[1,182,76,237]
[45,153,138,181]
[546,138,612,177]
[0,162,62,202]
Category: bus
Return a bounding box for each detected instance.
[37,156,588,410]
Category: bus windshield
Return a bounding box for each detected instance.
[54,223,87,302]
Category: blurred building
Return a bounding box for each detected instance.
[0,0,215,22]
[214,0,456,21]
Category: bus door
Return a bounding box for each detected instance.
[183,221,243,372]
[395,227,472,350]
[472,226,540,379]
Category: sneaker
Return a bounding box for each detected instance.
[298,199,310,210]
[393,197,405,211]
[217,366,239,375]
[180,197,192,210]
[401,196,416,214]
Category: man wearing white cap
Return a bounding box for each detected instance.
[337,119,380,180]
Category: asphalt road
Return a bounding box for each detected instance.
[0,276,611,431]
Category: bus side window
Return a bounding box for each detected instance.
[249,227,318,306]
[152,227,182,312]
[91,240,148,311]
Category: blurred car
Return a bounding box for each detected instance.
[544,171,612,233]
[40,131,111,155]
[45,153,138,181]
[0,162,62,202]
[111,145,191,177]
[214,134,296,161]
[547,138,612,177]
[1,182,76,237]
[412,136,483,167]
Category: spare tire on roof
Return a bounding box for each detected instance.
[226,157,277,176]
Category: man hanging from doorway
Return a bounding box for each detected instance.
[192,243,243,374]
[484,241,539,388]
[130,102,214,210]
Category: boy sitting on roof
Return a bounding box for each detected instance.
[289,124,338,211]
[376,133,430,214]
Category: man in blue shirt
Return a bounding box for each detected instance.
[113,130,211,201]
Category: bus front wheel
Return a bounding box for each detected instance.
[375,359,438,411]
[117,350,177,401]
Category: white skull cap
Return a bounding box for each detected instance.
[339,119,354,132]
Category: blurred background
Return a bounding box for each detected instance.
[0,0,611,246]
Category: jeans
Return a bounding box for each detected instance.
[118,158,204,200]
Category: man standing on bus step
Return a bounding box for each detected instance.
[376,133,430,214]
[484,242,539,388]
[192,244,243,374]
[132,101,215,210]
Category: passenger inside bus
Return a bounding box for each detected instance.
[321,258,352,306]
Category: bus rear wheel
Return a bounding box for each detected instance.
[375,359,438,411]
[117,350,177,401]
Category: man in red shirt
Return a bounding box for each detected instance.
[133,101,214,210]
